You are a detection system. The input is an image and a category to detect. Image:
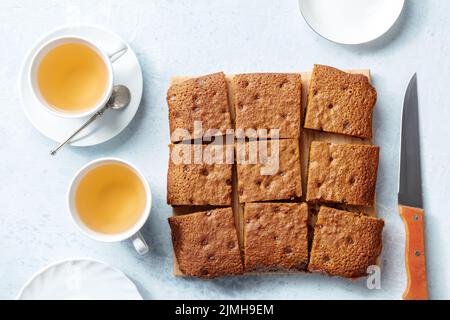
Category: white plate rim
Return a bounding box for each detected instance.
[298,0,406,45]
[16,258,143,300]
[19,24,143,147]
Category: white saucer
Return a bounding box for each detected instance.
[298,0,405,45]
[20,25,143,146]
[17,259,143,300]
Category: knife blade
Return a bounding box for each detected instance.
[398,73,428,300]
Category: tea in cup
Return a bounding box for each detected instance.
[68,158,151,255]
[29,36,127,118]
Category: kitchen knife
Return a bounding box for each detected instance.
[398,73,428,300]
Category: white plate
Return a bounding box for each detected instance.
[298,0,405,45]
[19,25,143,146]
[17,259,143,300]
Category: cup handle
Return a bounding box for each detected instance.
[106,41,128,63]
[131,231,149,255]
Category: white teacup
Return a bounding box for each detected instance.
[68,158,151,255]
[29,35,127,119]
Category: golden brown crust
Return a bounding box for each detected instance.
[167,144,233,205]
[236,139,302,203]
[168,208,243,278]
[306,141,379,206]
[308,206,384,278]
[244,203,309,271]
[167,72,232,142]
[233,73,302,138]
[304,65,376,139]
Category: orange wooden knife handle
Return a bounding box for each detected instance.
[399,205,428,300]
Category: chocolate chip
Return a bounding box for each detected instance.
[317,182,322,188]
[200,268,209,276]
[346,236,354,244]
[201,168,209,176]
[328,103,333,109]
[283,247,293,254]
[279,80,288,88]
[242,80,249,87]
[201,238,208,246]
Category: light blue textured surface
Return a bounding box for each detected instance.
[0,0,449,299]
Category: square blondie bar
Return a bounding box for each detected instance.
[308,206,384,278]
[236,139,302,203]
[244,202,309,272]
[168,208,243,278]
[232,73,301,139]
[306,141,379,206]
[167,72,232,142]
[304,65,376,139]
[167,143,233,205]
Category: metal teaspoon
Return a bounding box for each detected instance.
[50,85,131,156]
